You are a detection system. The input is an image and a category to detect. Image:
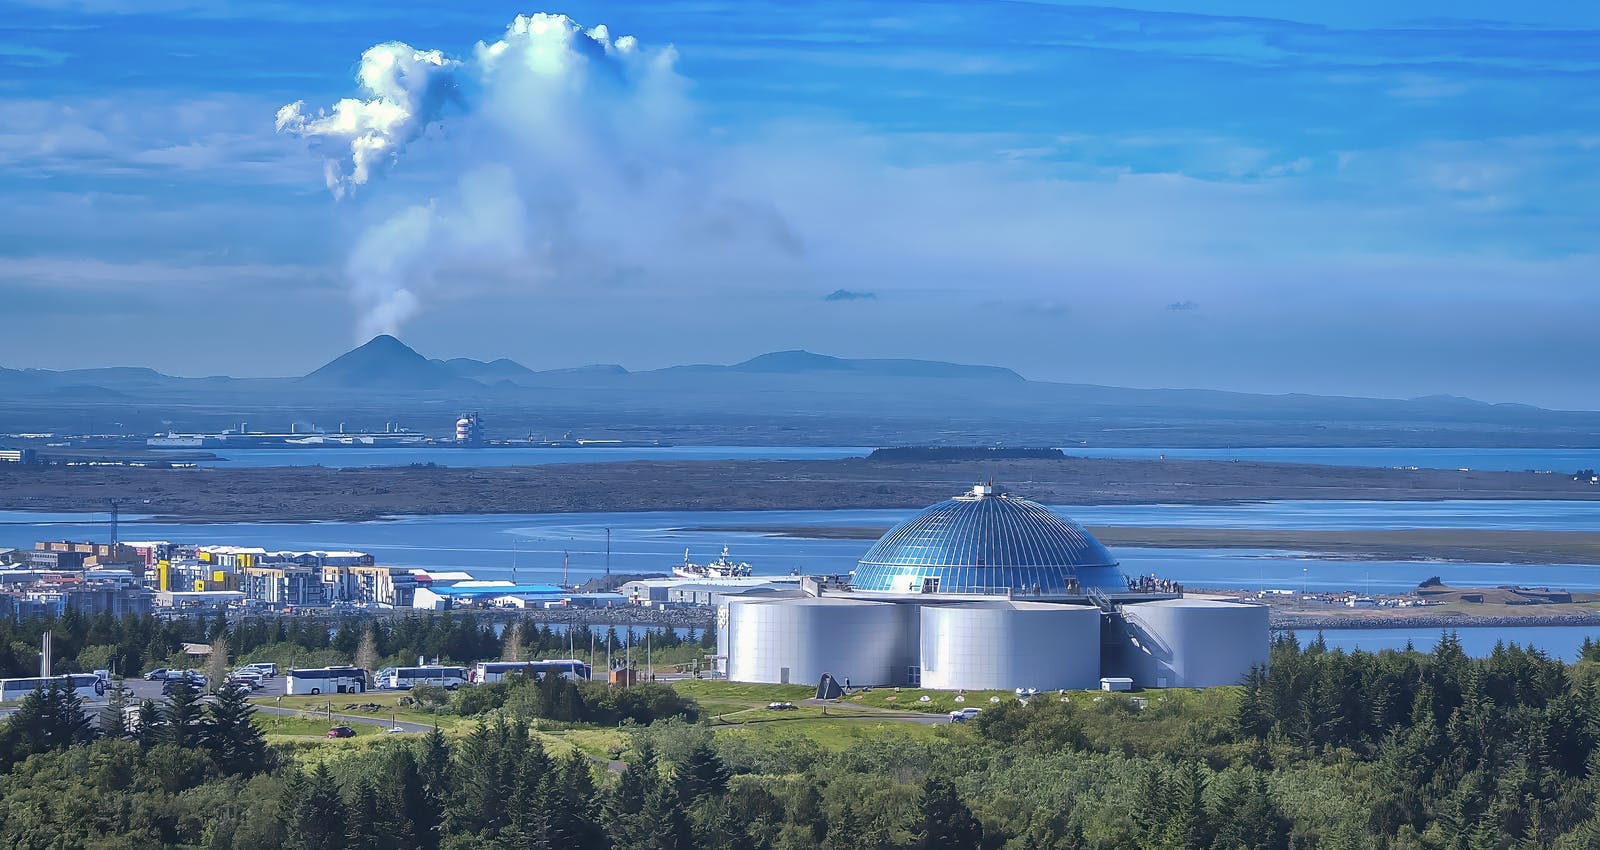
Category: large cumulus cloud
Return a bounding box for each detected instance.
[278,13,793,339]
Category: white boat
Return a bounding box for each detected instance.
[674,546,754,580]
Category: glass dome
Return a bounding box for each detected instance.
[851,484,1124,596]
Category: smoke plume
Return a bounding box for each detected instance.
[278,13,794,339]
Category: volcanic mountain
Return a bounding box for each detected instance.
[299,335,466,390]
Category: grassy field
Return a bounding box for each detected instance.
[251,691,469,733]
[250,690,627,765]
[715,715,945,750]
[669,679,949,749]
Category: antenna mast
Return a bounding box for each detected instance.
[107,499,121,548]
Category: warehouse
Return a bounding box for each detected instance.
[718,484,1268,691]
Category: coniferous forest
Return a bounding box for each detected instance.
[2,625,1600,849]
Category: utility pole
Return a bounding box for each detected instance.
[562,550,569,588]
[511,539,518,586]
[605,528,611,576]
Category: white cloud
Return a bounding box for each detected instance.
[0,95,312,183]
[279,12,796,339]
[0,255,327,289]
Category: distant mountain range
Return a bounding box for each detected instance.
[3,335,1597,446]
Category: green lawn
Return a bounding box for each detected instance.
[255,713,382,739]
[714,714,945,750]
[252,691,468,732]
[669,680,816,704]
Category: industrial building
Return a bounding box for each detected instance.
[718,484,1268,691]
[411,582,625,610]
[621,575,805,607]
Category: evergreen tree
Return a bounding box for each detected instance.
[1236,665,1272,739]
[915,774,982,850]
[294,764,349,850]
[207,609,228,642]
[607,742,659,849]
[1165,761,1211,850]
[676,740,731,803]
[0,681,95,763]
[163,676,204,748]
[504,744,554,850]
[134,697,164,747]
[548,751,603,849]
[345,778,383,850]
[389,746,439,850]
[202,676,267,776]
[1209,772,1287,850]
[642,780,693,850]
[99,678,131,739]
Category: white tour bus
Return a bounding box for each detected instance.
[375,665,469,690]
[471,659,592,685]
[0,673,106,702]
[286,666,368,695]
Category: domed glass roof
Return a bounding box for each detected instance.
[851,484,1124,596]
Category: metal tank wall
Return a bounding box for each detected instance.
[1117,598,1269,688]
[919,602,1101,691]
[724,597,915,686]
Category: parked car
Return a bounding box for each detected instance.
[220,681,253,698]
[948,707,983,722]
[144,668,180,681]
[226,675,261,691]
[766,702,798,710]
[326,725,357,739]
[239,662,277,678]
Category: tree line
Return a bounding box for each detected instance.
[1,631,1598,848]
[0,610,713,679]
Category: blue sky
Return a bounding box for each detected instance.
[3,1,1598,407]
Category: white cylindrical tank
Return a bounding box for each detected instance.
[919,602,1101,691]
[725,597,914,686]
[1119,598,1269,688]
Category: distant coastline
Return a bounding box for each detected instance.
[2,455,1596,523]
[686,525,1600,567]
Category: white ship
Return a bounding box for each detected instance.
[674,546,754,580]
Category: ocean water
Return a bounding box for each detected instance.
[2,501,1596,592]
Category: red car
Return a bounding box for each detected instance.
[325,725,357,739]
